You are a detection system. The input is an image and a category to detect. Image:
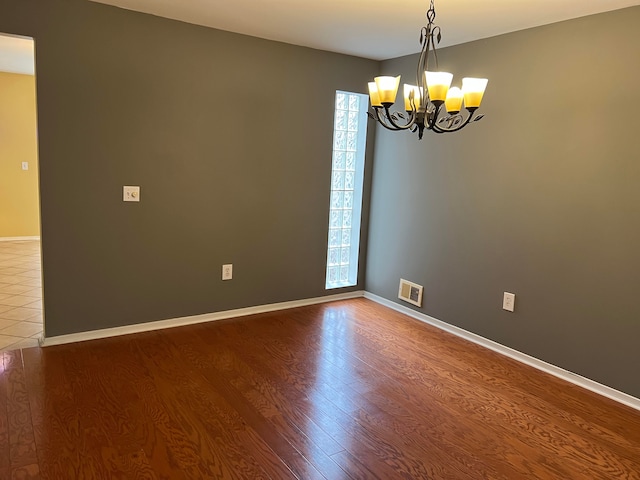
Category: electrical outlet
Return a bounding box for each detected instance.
[222,264,233,281]
[503,292,515,312]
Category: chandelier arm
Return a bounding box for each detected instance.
[426,0,439,69]
[424,104,458,134]
[430,108,479,134]
[373,107,404,131]
[429,26,441,71]
[430,122,449,134]
[416,27,430,100]
[417,1,440,106]
[382,106,418,130]
[372,107,416,131]
[424,103,444,131]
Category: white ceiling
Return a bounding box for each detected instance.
[88,0,640,60]
[0,35,34,76]
[0,0,638,73]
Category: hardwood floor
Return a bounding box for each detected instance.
[1,298,639,479]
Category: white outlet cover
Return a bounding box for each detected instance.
[503,292,516,312]
[222,264,233,280]
[123,186,140,202]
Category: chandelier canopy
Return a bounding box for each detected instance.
[367,0,488,139]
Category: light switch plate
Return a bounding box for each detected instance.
[123,186,140,202]
[22,162,29,170]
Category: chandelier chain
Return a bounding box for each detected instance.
[426,0,436,24]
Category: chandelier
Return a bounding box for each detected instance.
[367,0,488,139]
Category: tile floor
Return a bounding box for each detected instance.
[0,240,43,353]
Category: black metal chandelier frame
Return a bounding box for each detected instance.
[367,0,486,139]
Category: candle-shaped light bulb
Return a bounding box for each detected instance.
[403,84,421,112]
[374,76,401,106]
[425,71,453,103]
[461,77,488,109]
[368,82,382,107]
[444,87,463,114]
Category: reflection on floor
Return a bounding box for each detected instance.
[0,240,43,353]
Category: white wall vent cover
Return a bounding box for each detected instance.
[398,279,423,307]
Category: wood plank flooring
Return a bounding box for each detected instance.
[1,298,639,479]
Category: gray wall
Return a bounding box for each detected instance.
[366,7,640,397]
[0,0,378,337]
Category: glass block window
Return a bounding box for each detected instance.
[326,91,368,289]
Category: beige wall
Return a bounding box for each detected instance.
[0,71,39,237]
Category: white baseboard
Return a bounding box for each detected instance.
[41,290,365,348]
[0,236,40,242]
[364,292,640,413]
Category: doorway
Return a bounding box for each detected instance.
[0,33,43,353]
